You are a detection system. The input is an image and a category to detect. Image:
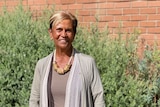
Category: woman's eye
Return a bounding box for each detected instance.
[56,28,62,32]
[66,30,71,33]
[66,29,73,33]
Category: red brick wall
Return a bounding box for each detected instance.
[0,0,160,48]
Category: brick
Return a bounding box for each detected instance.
[61,0,75,4]
[131,15,147,21]
[157,21,160,27]
[6,0,19,6]
[68,4,82,9]
[140,35,154,40]
[123,21,139,27]
[126,28,137,34]
[132,1,147,8]
[83,16,96,22]
[148,15,160,20]
[78,10,90,16]
[148,27,160,34]
[105,3,115,9]
[138,28,147,34]
[145,40,158,46]
[40,5,49,10]
[98,16,114,22]
[98,0,106,3]
[98,3,105,8]
[34,0,47,5]
[22,0,28,6]
[51,0,61,4]
[67,10,77,15]
[77,16,83,22]
[107,0,130,2]
[154,35,160,40]
[90,10,97,16]
[0,1,5,7]
[107,22,120,28]
[83,3,97,9]
[78,9,97,16]
[115,16,130,21]
[28,0,34,5]
[158,8,160,14]
[123,8,139,15]
[30,5,41,10]
[113,28,131,35]
[47,5,55,10]
[148,1,160,7]
[77,0,98,4]
[97,9,106,15]
[98,3,114,9]
[55,4,68,10]
[79,22,90,28]
[141,34,160,40]
[98,22,107,28]
[107,9,122,15]
[140,21,155,27]
[115,2,131,8]
[140,8,156,14]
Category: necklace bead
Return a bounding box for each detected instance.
[53,49,74,74]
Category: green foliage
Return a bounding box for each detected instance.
[74,24,160,106]
[0,5,160,107]
[0,5,53,106]
[137,45,160,106]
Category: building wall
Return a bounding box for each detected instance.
[0,0,160,47]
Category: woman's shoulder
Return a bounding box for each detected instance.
[36,52,53,66]
[75,49,93,59]
[75,51,95,63]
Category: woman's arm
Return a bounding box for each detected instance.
[91,59,106,107]
[29,61,41,107]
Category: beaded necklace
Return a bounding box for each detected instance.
[53,48,74,75]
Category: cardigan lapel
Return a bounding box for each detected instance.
[41,53,53,107]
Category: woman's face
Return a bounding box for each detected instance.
[49,19,75,50]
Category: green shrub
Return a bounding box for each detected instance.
[0,5,160,107]
[137,45,160,106]
[0,5,53,107]
[74,25,160,106]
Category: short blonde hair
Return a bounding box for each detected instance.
[49,11,78,34]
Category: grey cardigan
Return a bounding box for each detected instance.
[29,51,105,107]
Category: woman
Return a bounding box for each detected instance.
[29,11,105,107]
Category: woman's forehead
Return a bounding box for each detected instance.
[54,19,72,27]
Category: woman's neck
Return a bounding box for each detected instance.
[54,46,73,62]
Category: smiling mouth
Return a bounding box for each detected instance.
[59,39,68,43]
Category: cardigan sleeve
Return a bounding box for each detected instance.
[91,59,105,107]
[29,61,41,107]
[77,52,106,107]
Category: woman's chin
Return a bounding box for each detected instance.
[57,44,71,49]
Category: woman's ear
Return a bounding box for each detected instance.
[48,29,53,40]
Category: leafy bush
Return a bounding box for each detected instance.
[75,28,141,106]
[0,5,53,107]
[74,25,160,106]
[0,5,160,107]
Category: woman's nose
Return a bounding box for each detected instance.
[61,30,67,37]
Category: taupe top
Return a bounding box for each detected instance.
[51,70,69,107]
